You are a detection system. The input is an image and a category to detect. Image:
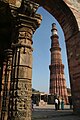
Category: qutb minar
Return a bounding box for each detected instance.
[49,23,68,103]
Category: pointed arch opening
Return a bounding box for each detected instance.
[32,0,80,113]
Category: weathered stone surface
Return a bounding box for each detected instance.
[7,7,42,120]
[64,0,80,30]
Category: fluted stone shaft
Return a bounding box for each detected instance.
[49,23,68,103]
[1,49,13,120]
[8,13,42,120]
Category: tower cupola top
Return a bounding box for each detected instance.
[51,23,58,37]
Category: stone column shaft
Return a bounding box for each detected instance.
[1,49,13,120]
[8,13,42,120]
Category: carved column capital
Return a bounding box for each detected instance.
[17,13,42,33]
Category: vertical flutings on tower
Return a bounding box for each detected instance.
[49,23,68,104]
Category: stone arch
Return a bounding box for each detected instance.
[32,0,79,38]
[32,0,80,113]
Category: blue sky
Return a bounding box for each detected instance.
[32,7,70,93]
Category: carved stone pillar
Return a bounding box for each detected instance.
[1,49,13,120]
[8,13,42,120]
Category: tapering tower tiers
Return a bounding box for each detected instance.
[49,23,68,103]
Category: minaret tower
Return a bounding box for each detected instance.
[49,23,68,103]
